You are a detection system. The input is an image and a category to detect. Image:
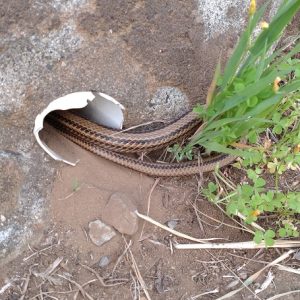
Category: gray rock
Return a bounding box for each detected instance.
[166,220,179,230]
[98,255,110,268]
[88,220,116,247]
[102,192,138,236]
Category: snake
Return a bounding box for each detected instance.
[46,110,235,176]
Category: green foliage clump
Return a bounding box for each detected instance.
[171,0,300,160]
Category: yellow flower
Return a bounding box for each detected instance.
[249,0,256,16]
[260,21,269,29]
[273,77,281,93]
[294,144,300,154]
[251,209,261,217]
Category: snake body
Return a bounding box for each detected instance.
[46,110,235,176]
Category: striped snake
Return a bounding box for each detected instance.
[46,110,235,176]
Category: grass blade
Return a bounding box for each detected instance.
[220,1,270,90]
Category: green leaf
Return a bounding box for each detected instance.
[278,228,286,237]
[254,231,264,244]
[247,169,257,181]
[250,1,300,58]
[247,96,258,107]
[265,237,275,247]
[208,182,217,193]
[241,184,254,197]
[248,131,258,143]
[265,229,276,239]
[221,1,270,89]
[255,178,266,188]
[227,201,238,215]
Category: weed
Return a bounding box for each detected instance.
[181,0,300,247]
[171,0,300,159]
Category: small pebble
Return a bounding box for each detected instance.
[294,251,300,261]
[167,219,179,229]
[88,220,116,247]
[98,256,110,268]
[0,215,6,222]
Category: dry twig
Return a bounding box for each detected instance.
[124,238,151,300]
[216,250,295,300]
[136,210,224,243]
[80,264,127,287]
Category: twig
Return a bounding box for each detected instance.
[228,253,268,265]
[276,264,300,275]
[110,240,132,276]
[190,288,219,300]
[206,249,260,300]
[124,238,151,300]
[216,250,295,300]
[23,243,59,262]
[33,257,64,278]
[0,281,13,294]
[192,202,205,235]
[80,264,127,287]
[255,270,274,294]
[57,274,93,300]
[175,240,300,250]
[266,289,300,300]
[135,210,224,243]
[237,212,265,232]
[140,178,160,240]
[29,290,79,300]
[19,273,31,300]
[192,200,254,234]
[215,203,257,234]
[110,120,165,136]
[72,279,98,300]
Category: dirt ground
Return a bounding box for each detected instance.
[1,2,300,300]
[1,127,300,299]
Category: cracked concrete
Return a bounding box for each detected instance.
[0,0,281,265]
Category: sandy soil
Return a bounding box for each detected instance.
[1,124,300,300]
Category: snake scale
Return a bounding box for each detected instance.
[46,110,235,176]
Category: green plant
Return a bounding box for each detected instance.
[171,0,300,160]
[201,94,300,246]
[171,0,300,247]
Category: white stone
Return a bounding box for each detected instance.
[88,220,116,247]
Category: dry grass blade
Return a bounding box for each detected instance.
[255,271,274,294]
[216,250,295,300]
[206,58,221,106]
[236,212,265,232]
[276,264,300,275]
[23,242,59,262]
[175,240,300,250]
[110,120,165,136]
[32,257,64,285]
[192,201,254,234]
[33,257,63,278]
[57,274,94,300]
[0,282,13,294]
[191,288,219,300]
[266,289,300,300]
[80,264,127,287]
[110,240,132,276]
[124,238,151,300]
[140,178,160,240]
[19,273,31,300]
[135,210,224,243]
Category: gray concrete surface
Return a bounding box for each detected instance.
[0,0,281,265]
